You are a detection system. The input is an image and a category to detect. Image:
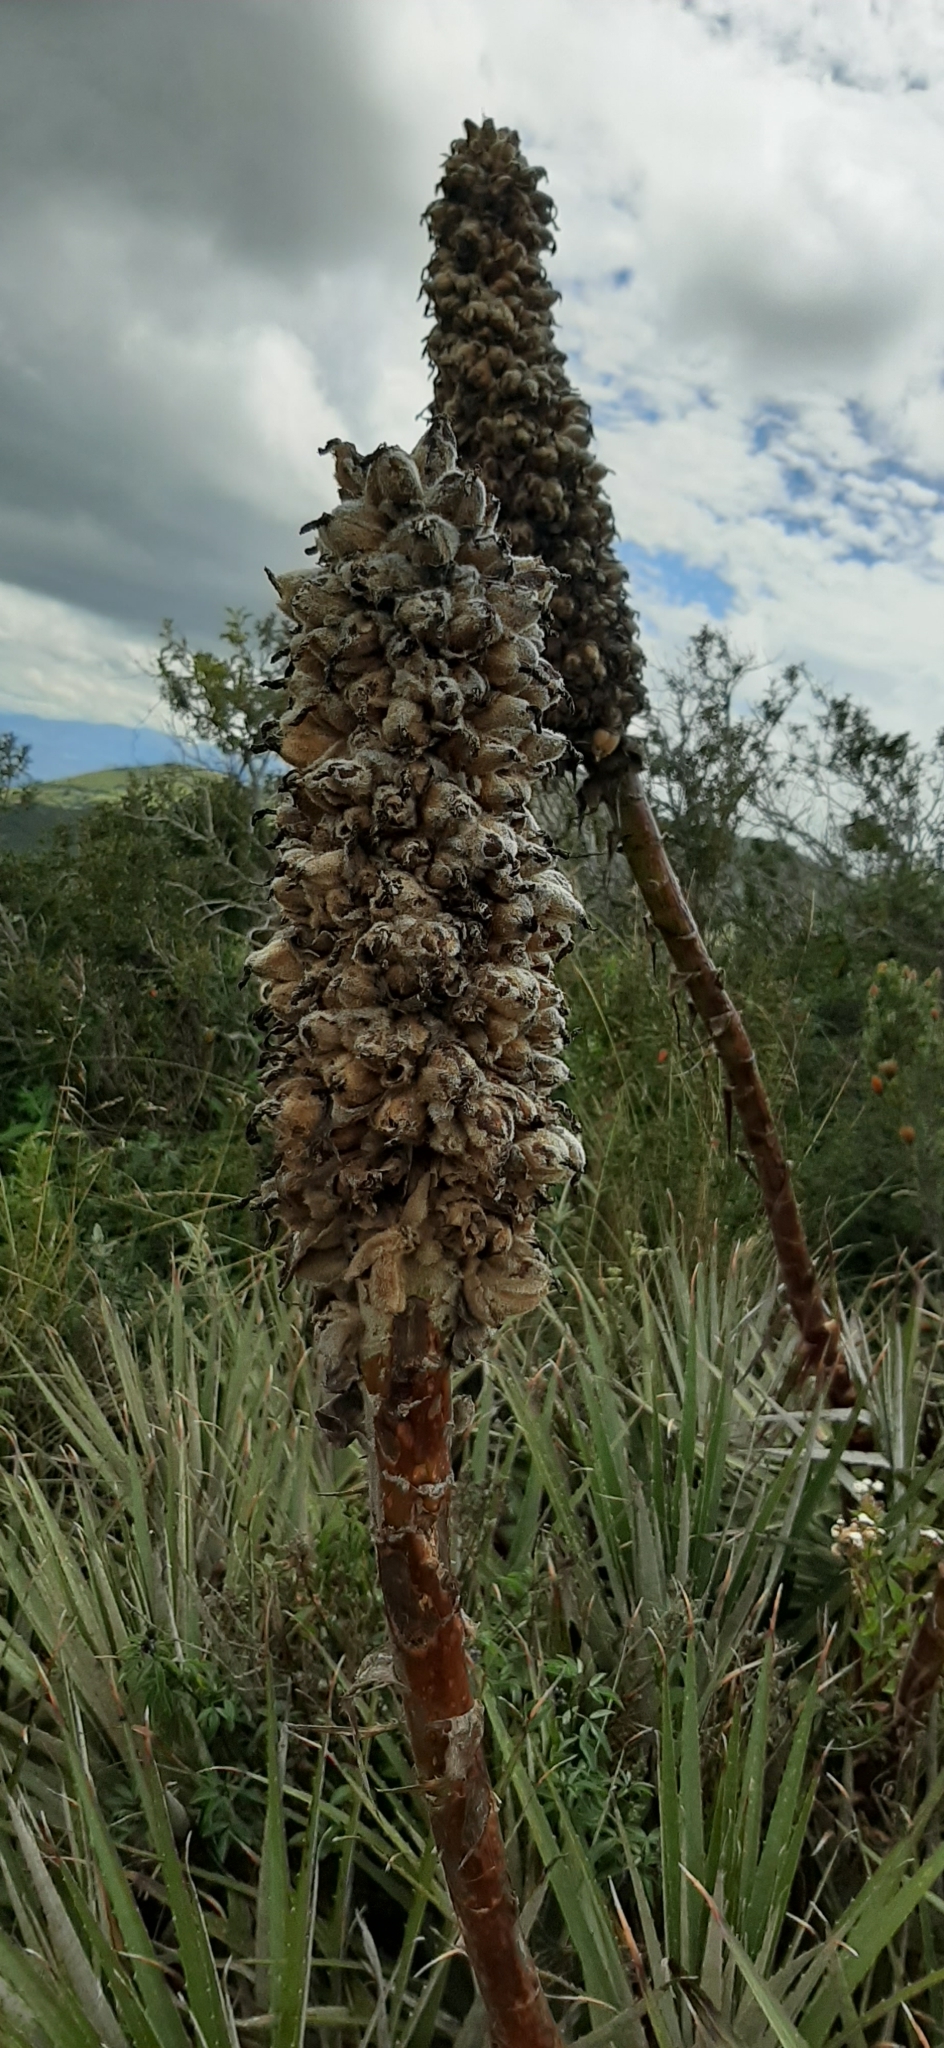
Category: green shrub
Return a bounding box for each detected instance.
[0,769,265,1141]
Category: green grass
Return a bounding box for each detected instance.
[0,1205,941,2042]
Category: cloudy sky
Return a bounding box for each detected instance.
[1,0,943,777]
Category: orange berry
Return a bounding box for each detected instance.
[868,983,879,998]
[932,1008,940,1022]
[899,1125,916,1145]
[656,1048,669,1065]
[871,1075,884,1094]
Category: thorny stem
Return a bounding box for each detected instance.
[362,1297,564,2048]
[619,755,842,1391]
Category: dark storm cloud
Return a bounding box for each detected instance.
[0,0,407,275]
[0,0,428,643]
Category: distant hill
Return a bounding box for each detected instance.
[0,715,211,784]
[0,763,220,854]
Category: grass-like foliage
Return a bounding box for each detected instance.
[0,1221,941,2041]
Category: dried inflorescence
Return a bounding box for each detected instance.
[423,117,646,801]
[249,421,585,1432]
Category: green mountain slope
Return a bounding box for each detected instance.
[0,763,218,852]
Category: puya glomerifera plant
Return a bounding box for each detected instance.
[424,120,841,1390]
[423,117,646,805]
[249,420,581,2047]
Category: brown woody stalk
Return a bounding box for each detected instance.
[364,1299,562,2046]
[425,118,840,1390]
[249,421,580,2042]
[620,752,840,1384]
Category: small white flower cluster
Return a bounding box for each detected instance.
[831,1514,884,1559]
[830,1481,943,1564]
[831,1478,885,1559]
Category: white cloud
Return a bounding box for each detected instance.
[679,0,944,93]
[0,581,162,726]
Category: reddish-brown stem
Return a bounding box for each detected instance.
[361,1297,563,2048]
[619,759,841,1390]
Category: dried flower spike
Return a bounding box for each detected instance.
[425,116,840,1399]
[250,420,581,2048]
[423,116,646,802]
[250,419,583,1379]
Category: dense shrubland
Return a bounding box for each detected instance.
[1,613,944,2039]
[3,624,943,1315]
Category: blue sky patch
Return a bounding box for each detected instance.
[767,510,823,538]
[749,403,798,454]
[783,465,816,499]
[620,385,662,423]
[591,385,662,429]
[0,713,204,784]
[618,541,734,619]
